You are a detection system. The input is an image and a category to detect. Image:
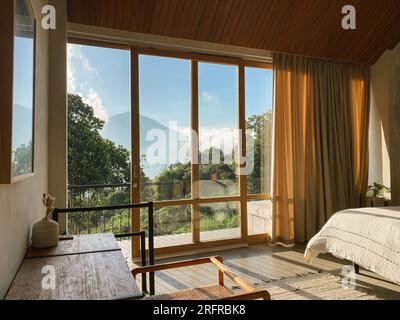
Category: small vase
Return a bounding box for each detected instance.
[31,217,59,249]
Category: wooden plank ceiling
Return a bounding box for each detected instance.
[67,0,400,65]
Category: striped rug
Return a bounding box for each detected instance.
[252,272,379,300]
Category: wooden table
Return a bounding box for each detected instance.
[26,233,121,258]
[6,234,142,300]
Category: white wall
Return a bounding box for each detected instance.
[369,42,400,201]
[0,0,49,298]
[48,0,68,232]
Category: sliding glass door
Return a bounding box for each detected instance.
[198,62,240,241]
[67,40,273,255]
[245,67,274,237]
[133,53,273,253]
[138,54,192,248]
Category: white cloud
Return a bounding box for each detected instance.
[67,66,76,93]
[201,91,219,103]
[81,88,109,122]
[67,44,108,122]
[199,128,238,154]
[67,45,100,79]
[67,44,100,94]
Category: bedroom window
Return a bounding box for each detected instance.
[245,66,273,236]
[66,40,273,255]
[139,54,192,246]
[67,43,131,235]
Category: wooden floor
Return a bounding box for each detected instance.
[120,244,400,300]
[119,228,241,249]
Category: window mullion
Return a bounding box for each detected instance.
[238,64,249,241]
[191,60,200,243]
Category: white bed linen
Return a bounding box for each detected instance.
[305,207,400,285]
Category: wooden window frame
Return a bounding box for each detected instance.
[67,38,273,257]
[0,0,36,184]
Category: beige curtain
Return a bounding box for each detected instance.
[272,54,370,244]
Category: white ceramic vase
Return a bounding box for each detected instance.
[31,217,59,249]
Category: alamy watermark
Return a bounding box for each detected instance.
[342,5,357,30]
[40,5,356,31]
[41,5,56,30]
[341,265,357,289]
[144,122,255,176]
[41,265,56,290]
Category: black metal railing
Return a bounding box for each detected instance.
[68,184,131,235]
[53,202,156,296]
[65,179,267,240]
[67,182,192,237]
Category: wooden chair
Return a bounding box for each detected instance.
[132,256,271,300]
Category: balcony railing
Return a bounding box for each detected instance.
[67,181,192,236]
[68,183,132,235]
[66,178,267,239]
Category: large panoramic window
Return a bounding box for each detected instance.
[245,66,273,236]
[67,43,131,235]
[139,55,191,202]
[198,62,239,198]
[198,62,240,241]
[66,42,273,254]
[139,55,192,246]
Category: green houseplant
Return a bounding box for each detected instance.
[367,183,391,198]
[366,183,391,207]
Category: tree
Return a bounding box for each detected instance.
[68,94,130,186]
[153,163,191,200]
[246,112,273,194]
[199,147,237,181]
[67,94,133,232]
[12,141,32,176]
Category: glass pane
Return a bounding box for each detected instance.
[67,44,131,236]
[67,208,131,236]
[12,0,35,177]
[247,199,272,235]
[200,202,241,241]
[139,55,191,201]
[199,63,239,198]
[141,205,192,248]
[245,67,273,195]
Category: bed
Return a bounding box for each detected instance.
[305,207,400,285]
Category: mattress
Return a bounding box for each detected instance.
[305,207,400,285]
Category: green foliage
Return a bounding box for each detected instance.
[12,141,32,176]
[199,147,237,180]
[200,206,216,219]
[68,94,130,187]
[67,94,132,232]
[367,182,391,198]
[153,163,192,200]
[140,206,192,236]
[246,112,273,194]
[67,93,270,237]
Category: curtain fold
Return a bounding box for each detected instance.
[272,54,370,244]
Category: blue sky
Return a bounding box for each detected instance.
[68,44,273,128]
[13,36,34,151]
[139,55,191,128]
[14,37,34,110]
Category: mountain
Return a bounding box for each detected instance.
[102,112,172,152]
[102,112,189,178]
[12,104,33,149]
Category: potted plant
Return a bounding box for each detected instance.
[31,194,59,249]
[366,183,391,207]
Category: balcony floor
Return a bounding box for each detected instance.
[118,228,241,252]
